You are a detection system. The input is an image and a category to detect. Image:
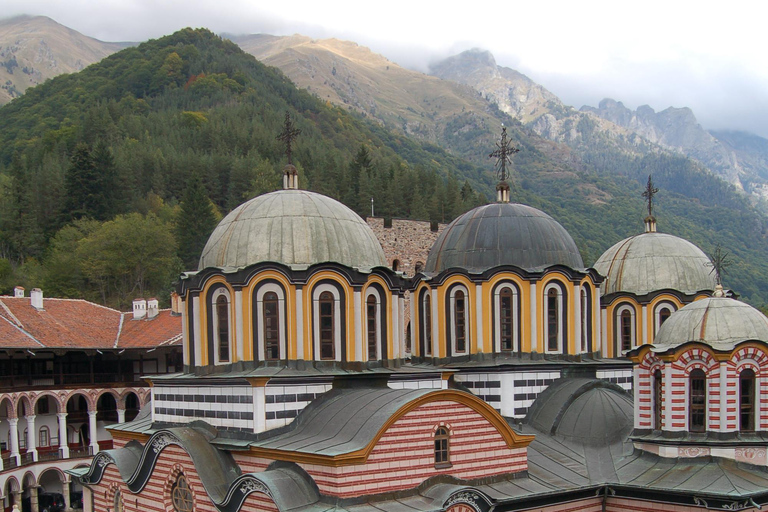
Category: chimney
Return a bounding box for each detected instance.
[170,292,182,316]
[147,298,159,319]
[30,288,43,310]
[14,286,24,298]
[132,298,147,320]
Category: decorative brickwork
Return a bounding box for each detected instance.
[298,400,527,498]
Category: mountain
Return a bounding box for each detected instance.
[0,15,129,104]
[2,25,768,305]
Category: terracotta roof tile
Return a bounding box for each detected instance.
[0,296,182,350]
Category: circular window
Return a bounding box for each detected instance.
[171,475,193,512]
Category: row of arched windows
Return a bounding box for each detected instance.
[204,281,388,365]
[651,368,757,432]
[616,302,676,354]
[418,280,594,357]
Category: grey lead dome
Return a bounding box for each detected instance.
[653,297,768,351]
[425,203,583,273]
[593,232,714,296]
[198,190,386,271]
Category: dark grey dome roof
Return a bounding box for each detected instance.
[526,378,633,446]
[593,232,714,296]
[425,203,583,273]
[199,190,386,271]
[653,296,768,352]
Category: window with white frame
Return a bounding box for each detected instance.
[615,303,636,353]
[448,285,469,355]
[581,286,591,353]
[312,284,342,361]
[255,283,286,361]
[38,426,49,447]
[689,368,707,432]
[421,291,432,357]
[654,302,676,338]
[494,283,519,352]
[544,283,566,354]
[365,287,383,361]
[211,287,232,364]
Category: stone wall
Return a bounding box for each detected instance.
[366,217,446,277]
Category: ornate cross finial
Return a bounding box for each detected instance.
[641,174,659,217]
[706,244,732,287]
[489,125,519,182]
[277,111,301,165]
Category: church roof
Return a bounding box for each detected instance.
[652,296,768,352]
[593,232,714,296]
[425,203,583,273]
[198,189,386,271]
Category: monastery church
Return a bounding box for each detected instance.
[69,127,768,512]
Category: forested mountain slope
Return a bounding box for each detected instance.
[1,28,767,308]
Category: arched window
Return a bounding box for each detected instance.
[367,294,378,360]
[319,291,335,360]
[740,369,755,431]
[392,259,400,272]
[263,292,280,360]
[209,286,232,365]
[114,489,123,512]
[544,283,566,354]
[38,426,50,447]
[653,369,663,430]
[615,304,636,354]
[434,426,450,467]
[689,369,707,432]
[421,292,432,357]
[171,474,193,512]
[581,286,592,353]
[494,284,519,352]
[449,287,468,355]
[654,302,676,337]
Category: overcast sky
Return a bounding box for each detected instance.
[5,0,768,138]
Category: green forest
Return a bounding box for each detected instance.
[1,28,768,309]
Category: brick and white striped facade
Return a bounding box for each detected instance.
[633,344,768,464]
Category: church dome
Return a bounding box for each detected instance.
[526,378,633,446]
[593,232,714,296]
[424,203,583,273]
[198,190,386,271]
[653,296,768,352]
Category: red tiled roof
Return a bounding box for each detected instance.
[0,296,182,350]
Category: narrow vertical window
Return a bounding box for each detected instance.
[319,291,335,360]
[653,370,663,430]
[581,288,589,353]
[454,290,466,353]
[367,295,377,360]
[423,294,432,356]
[740,369,755,431]
[216,295,230,362]
[38,426,50,447]
[659,307,671,325]
[263,292,279,360]
[547,288,558,352]
[500,288,514,351]
[620,310,633,351]
[689,369,706,432]
[434,426,450,467]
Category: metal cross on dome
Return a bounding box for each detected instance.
[706,244,732,287]
[489,126,519,182]
[642,174,659,217]
[277,111,301,165]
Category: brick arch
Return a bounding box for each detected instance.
[21,471,36,489]
[38,466,67,485]
[639,351,663,371]
[733,346,768,376]
[676,348,718,375]
[30,390,64,413]
[119,388,142,409]
[163,464,196,512]
[4,475,20,493]
[95,388,121,405]
[0,395,17,419]
[16,395,32,417]
[107,480,123,512]
[65,390,96,411]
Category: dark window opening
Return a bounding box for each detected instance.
[500,288,514,351]
[263,292,280,360]
[319,291,335,360]
[689,369,706,432]
[434,426,450,466]
[620,309,633,352]
[654,369,663,430]
[740,369,755,431]
[216,295,229,362]
[454,290,466,353]
[367,295,377,360]
[423,294,432,356]
[547,289,558,352]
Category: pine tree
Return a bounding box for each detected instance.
[176,172,218,270]
[63,143,102,222]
